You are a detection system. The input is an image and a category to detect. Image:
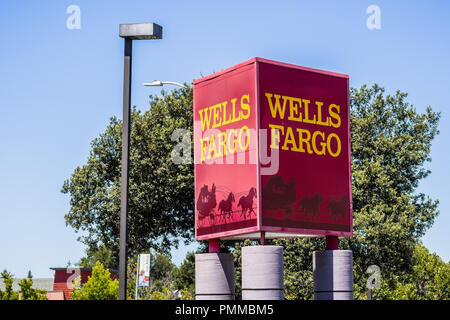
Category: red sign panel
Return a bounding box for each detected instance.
[194,58,352,240]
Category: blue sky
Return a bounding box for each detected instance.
[0,0,449,277]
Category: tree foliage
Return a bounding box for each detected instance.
[0,271,19,300]
[17,278,47,300]
[124,252,194,300]
[78,245,117,269]
[150,285,194,300]
[71,261,119,300]
[271,238,322,300]
[62,86,194,268]
[370,244,450,300]
[0,271,47,300]
[173,252,195,293]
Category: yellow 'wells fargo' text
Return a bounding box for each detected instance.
[265,93,342,157]
[198,94,251,161]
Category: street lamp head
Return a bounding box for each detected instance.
[119,23,163,40]
[143,80,187,89]
[143,80,163,87]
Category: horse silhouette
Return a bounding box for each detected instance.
[297,193,322,220]
[326,196,349,223]
[238,187,257,219]
[262,176,296,216]
[196,184,217,225]
[218,192,235,223]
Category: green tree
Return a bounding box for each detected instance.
[0,271,47,300]
[0,271,19,300]
[150,284,194,300]
[77,245,117,269]
[272,238,322,300]
[62,86,194,268]
[409,244,449,299]
[150,253,176,291]
[230,239,256,299]
[71,261,119,300]
[18,278,47,300]
[274,84,441,299]
[373,243,449,300]
[173,252,196,293]
[125,252,195,300]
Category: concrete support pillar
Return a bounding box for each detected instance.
[195,253,235,300]
[313,250,353,300]
[242,246,284,300]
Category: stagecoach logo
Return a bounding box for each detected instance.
[196,184,257,227]
[262,175,349,223]
[196,176,349,231]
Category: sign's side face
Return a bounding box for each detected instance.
[258,61,352,236]
[194,63,259,240]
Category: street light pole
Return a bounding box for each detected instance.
[118,36,132,301]
[118,23,162,300]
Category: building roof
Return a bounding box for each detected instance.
[50,266,119,273]
[0,278,54,292]
[50,266,93,272]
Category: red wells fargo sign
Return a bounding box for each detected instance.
[193,57,352,240]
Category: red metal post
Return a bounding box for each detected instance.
[209,239,220,253]
[325,236,339,250]
[260,232,265,245]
